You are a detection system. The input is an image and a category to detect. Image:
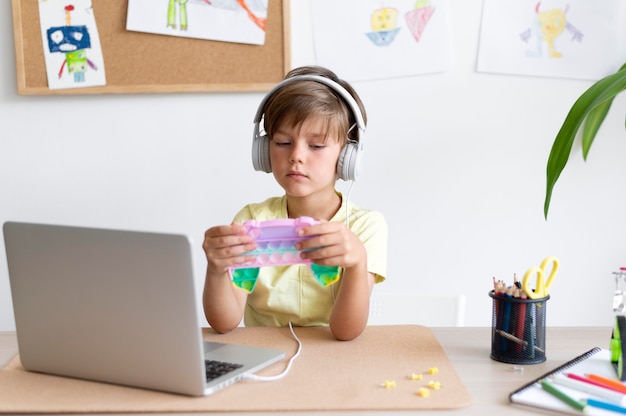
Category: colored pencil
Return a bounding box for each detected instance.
[585,398,626,414]
[552,374,626,405]
[515,287,527,354]
[568,373,626,395]
[540,379,589,413]
[587,373,626,394]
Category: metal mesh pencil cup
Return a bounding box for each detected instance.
[489,290,549,364]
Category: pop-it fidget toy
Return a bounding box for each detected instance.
[228,217,340,293]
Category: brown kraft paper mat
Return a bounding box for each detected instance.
[0,325,471,413]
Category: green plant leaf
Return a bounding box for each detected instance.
[544,64,626,219]
[582,98,613,160]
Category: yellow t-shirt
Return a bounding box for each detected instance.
[232,193,388,327]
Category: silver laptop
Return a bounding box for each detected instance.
[3,221,285,396]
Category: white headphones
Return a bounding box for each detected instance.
[252,74,366,182]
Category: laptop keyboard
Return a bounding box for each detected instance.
[205,359,244,381]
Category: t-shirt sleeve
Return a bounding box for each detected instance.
[232,205,254,223]
[350,210,388,283]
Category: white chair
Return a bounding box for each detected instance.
[368,292,466,327]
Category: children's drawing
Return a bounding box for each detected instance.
[166,0,266,32]
[236,0,267,30]
[477,0,626,81]
[365,7,401,46]
[311,0,451,82]
[38,0,106,89]
[365,1,436,47]
[519,2,583,58]
[405,0,436,43]
[127,0,268,46]
[167,0,189,30]
[47,5,97,82]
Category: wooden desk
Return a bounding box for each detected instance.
[0,327,612,415]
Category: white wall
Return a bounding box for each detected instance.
[2,1,625,330]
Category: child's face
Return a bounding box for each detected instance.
[269,114,342,199]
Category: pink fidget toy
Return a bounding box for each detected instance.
[227,217,341,293]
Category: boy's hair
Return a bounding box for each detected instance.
[262,66,367,146]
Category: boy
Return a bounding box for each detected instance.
[202,66,387,341]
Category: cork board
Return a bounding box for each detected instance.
[11,0,291,95]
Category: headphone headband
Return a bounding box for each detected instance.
[253,75,366,132]
[252,74,366,181]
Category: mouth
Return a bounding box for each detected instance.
[287,171,307,179]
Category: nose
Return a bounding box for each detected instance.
[288,142,306,163]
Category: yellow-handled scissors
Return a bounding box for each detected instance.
[522,256,559,299]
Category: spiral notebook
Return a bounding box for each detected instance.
[509,347,626,415]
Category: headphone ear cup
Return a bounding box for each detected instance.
[252,133,272,173]
[337,141,360,181]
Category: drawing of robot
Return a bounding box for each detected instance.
[520,2,583,58]
[46,4,98,82]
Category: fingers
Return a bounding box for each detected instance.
[204,223,250,246]
[296,222,365,268]
[203,223,257,272]
[296,221,344,249]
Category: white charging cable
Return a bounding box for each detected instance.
[344,179,355,228]
[243,322,302,382]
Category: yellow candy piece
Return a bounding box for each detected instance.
[428,367,439,374]
[410,373,423,380]
[428,380,442,390]
[381,380,396,389]
[417,387,430,397]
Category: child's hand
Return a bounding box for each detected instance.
[295,221,366,270]
[202,222,251,333]
[202,223,257,275]
[298,221,372,341]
